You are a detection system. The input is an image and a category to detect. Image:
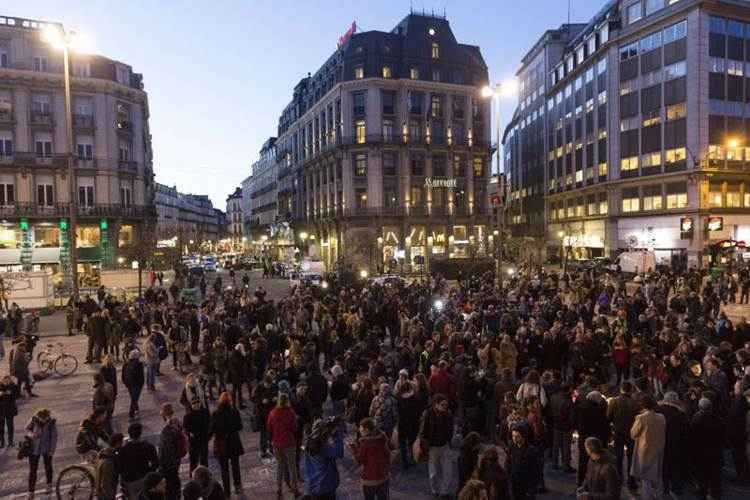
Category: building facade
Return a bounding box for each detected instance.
[0,15,155,278]
[240,173,253,238]
[275,13,493,272]
[225,187,243,246]
[248,137,278,235]
[155,183,222,243]
[504,0,750,269]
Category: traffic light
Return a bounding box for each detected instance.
[19,218,29,231]
[59,219,68,231]
[100,219,108,230]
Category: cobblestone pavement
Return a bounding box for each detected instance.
[2,275,750,499]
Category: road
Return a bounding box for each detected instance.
[2,272,750,499]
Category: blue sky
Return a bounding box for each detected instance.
[7,0,604,208]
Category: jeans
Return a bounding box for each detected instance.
[0,414,13,445]
[428,445,453,496]
[363,480,389,500]
[551,429,572,468]
[146,363,157,389]
[28,453,53,493]
[218,454,241,494]
[274,446,298,493]
[128,385,142,418]
[398,430,416,467]
[258,415,270,454]
[640,478,662,500]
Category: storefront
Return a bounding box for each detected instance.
[617,216,688,267]
[548,220,606,261]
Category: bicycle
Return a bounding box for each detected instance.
[36,342,79,377]
[56,453,96,499]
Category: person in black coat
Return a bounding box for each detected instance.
[227,344,246,409]
[690,397,724,500]
[183,398,210,474]
[0,374,20,447]
[122,350,145,420]
[396,381,423,468]
[306,367,329,419]
[727,390,750,485]
[656,391,689,495]
[573,391,609,487]
[209,392,245,496]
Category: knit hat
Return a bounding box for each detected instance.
[331,365,343,377]
[143,471,164,491]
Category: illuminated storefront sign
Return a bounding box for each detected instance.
[680,217,693,239]
[707,216,723,231]
[337,21,357,48]
[424,177,457,189]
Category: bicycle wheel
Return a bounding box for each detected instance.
[36,351,50,372]
[56,464,94,500]
[54,354,79,377]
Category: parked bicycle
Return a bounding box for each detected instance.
[37,342,79,377]
[56,455,95,499]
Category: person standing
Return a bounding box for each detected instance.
[144,331,160,391]
[630,393,666,499]
[10,341,35,397]
[95,433,123,500]
[303,417,344,500]
[116,423,159,499]
[549,383,574,473]
[419,394,455,497]
[606,381,639,490]
[507,426,538,500]
[396,381,423,469]
[267,392,300,498]
[183,398,210,474]
[348,417,392,500]
[209,392,245,496]
[122,350,145,420]
[655,391,688,496]
[578,437,621,500]
[574,391,609,487]
[157,404,183,500]
[0,374,20,447]
[690,397,724,500]
[252,371,277,458]
[228,344,247,409]
[25,408,58,496]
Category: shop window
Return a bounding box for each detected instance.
[0,226,18,249]
[34,227,59,247]
[76,227,100,248]
[119,225,134,247]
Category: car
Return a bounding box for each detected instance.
[202,258,218,272]
[369,274,406,287]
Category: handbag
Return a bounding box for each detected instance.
[17,436,33,460]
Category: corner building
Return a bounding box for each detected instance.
[505,0,750,269]
[0,16,154,277]
[275,13,492,272]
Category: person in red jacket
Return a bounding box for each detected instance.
[348,417,392,500]
[428,360,456,402]
[267,393,299,498]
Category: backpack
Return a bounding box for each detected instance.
[177,427,189,459]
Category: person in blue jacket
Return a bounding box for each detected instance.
[303,416,344,500]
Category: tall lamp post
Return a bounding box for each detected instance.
[43,25,90,302]
[481,80,517,291]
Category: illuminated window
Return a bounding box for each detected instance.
[473,157,484,177]
[575,203,585,217]
[354,66,364,79]
[666,103,685,121]
[355,120,366,144]
[410,67,419,80]
[642,152,662,168]
[708,145,726,161]
[643,193,663,210]
[665,147,686,164]
[382,66,392,78]
[600,199,608,214]
[709,184,723,207]
[666,193,687,208]
[431,42,440,59]
[642,115,661,127]
[575,170,583,183]
[727,146,744,162]
[621,156,639,172]
[727,190,741,207]
[622,197,640,212]
[567,204,575,217]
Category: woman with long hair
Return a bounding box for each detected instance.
[473,447,510,499]
[208,392,244,497]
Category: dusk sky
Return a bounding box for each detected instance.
[7,0,604,209]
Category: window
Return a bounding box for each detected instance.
[409,92,423,114]
[727,187,741,207]
[37,183,54,206]
[35,137,52,157]
[76,143,93,160]
[620,117,639,131]
[410,67,419,80]
[432,69,441,82]
[622,195,640,212]
[620,42,639,61]
[600,24,610,44]
[382,66,392,79]
[120,185,132,206]
[382,91,396,115]
[118,143,131,161]
[382,152,397,176]
[600,197,609,214]
[354,153,367,176]
[665,147,686,164]
[639,31,662,53]
[710,16,725,34]
[431,42,440,59]
[453,155,466,177]
[642,152,662,168]
[0,136,12,157]
[355,188,367,209]
[355,120,365,144]
[643,186,663,210]
[663,20,687,43]
[0,46,7,68]
[33,56,48,72]
[410,186,424,206]
[72,61,90,77]
[78,185,94,207]
[411,154,425,176]
[587,37,596,56]
[0,182,14,206]
[621,156,639,172]
[353,92,366,116]
[709,184,723,207]
[627,2,643,24]
[354,66,364,79]
[382,119,394,141]
[473,157,484,177]
[430,95,443,118]
[728,60,744,76]
[666,191,687,208]
[665,103,685,121]
[599,162,608,177]
[645,0,664,16]
[116,66,130,85]
[576,46,585,64]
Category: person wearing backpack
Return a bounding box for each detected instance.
[117,423,159,500]
[95,433,123,500]
[157,404,185,500]
[209,392,245,497]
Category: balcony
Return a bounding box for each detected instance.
[76,204,151,218]
[73,114,95,130]
[0,152,12,164]
[76,157,98,169]
[118,160,138,173]
[29,111,54,127]
[116,120,133,136]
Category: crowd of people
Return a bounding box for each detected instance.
[3,261,750,499]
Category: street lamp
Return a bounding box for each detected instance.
[42,24,92,302]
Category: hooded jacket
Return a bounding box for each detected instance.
[352,431,391,486]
